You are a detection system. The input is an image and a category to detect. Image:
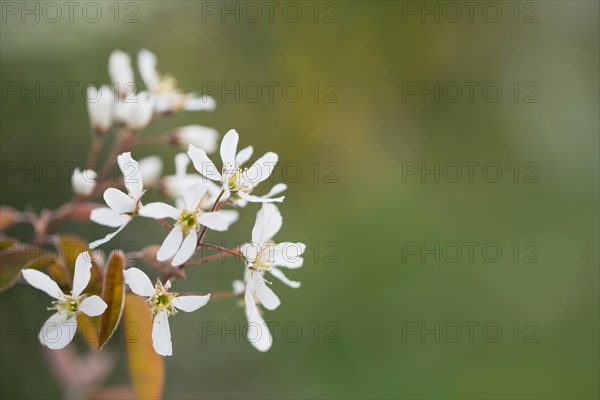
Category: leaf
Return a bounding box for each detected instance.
[77,313,100,349]
[123,293,164,400]
[98,251,126,349]
[0,206,18,231]
[0,244,58,292]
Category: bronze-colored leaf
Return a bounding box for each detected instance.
[0,206,18,231]
[52,235,103,294]
[98,251,126,349]
[123,293,164,400]
[77,313,101,349]
[0,244,58,292]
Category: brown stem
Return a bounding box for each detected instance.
[176,290,238,299]
[85,135,104,168]
[196,189,225,245]
[156,219,172,231]
[198,242,244,258]
[183,246,241,268]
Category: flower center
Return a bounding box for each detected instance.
[224,165,253,193]
[149,283,177,316]
[249,242,275,273]
[49,295,82,316]
[178,209,199,233]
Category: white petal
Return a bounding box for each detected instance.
[152,310,172,356]
[39,312,78,350]
[238,191,284,203]
[244,152,278,186]
[253,276,281,310]
[183,182,208,210]
[90,207,131,228]
[109,50,134,95]
[71,168,97,196]
[138,49,159,91]
[244,278,258,316]
[138,156,163,186]
[174,152,190,177]
[198,212,229,231]
[118,152,143,199]
[139,202,180,220]
[218,210,239,225]
[235,145,254,166]
[104,188,136,214]
[263,183,288,198]
[245,304,272,352]
[251,203,282,246]
[269,267,301,289]
[187,145,221,181]
[124,267,156,297]
[172,294,210,312]
[89,222,129,249]
[272,242,306,268]
[241,243,259,262]
[175,125,218,153]
[157,225,184,262]
[79,295,108,317]
[171,230,197,266]
[184,94,216,111]
[220,129,239,169]
[72,252,92,297]
[22,269,63,299]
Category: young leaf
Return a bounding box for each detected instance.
[0,244,58,292]
[53,235,103,294]
[124,293,164,400]
[98,251,126,349]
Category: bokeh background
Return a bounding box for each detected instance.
[1,1,598,399]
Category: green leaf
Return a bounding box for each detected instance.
[124,293,164,400]
[98,251,126,349]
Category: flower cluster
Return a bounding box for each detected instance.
[17,50,305,356]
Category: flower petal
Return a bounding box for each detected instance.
[198,212,229,232]
[184,94,216,111]
[183,182,208,211]
[187,145,221,181]
[139,202,180,220]
[152,310,172,356]
[272,242,306,268]
[245,304,273,352]
[172,294,210,312]
[118,152,143,200]
[157,225,184,262]
[22,269,63,299]
[89,222,130,249]
[220,129,239,169]
[171,230,197,266]
[252,275,281,310]
[235,145,254,166]
[269,267,301,289]
[217,210,239,225]
[245,152,278,186]
[104,188,136,214]
[79,295,108,317]
[39,312,77,350]
[251,203,282,246]
[90,207,131,228]
[238,191,284,203]
[72,252,92,297]
[124,267,156,297]
[263,183,288,199]
[138,49,159,91]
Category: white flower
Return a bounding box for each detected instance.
[187,129,285,205]
[138,156,163,186]
[114,91,155,131]
[138,49,216,114]
[71,167,97,196]
[139,182,237,266]
[172,125,218,153]
[109,50,135,97]
[21,252,107,350]
[86,85,113,133]
[240,203,305,352]
[161,153,205,200]
[124,267,210,356]
[89,152,145,249]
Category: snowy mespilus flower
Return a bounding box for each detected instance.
[114,91,155,131]
[171,125,218,153]
[240,203,305,351]
[90,152,145,249]
[109,50,135,97]
[124,267,210,356]
[138,49,216,114]
[187,129,285,204]
[71,167,97,196]
[138,156,163,187]
[139,182,236,266]
[21,252,107,349]
[86,85,113,134]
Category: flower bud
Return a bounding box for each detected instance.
[109,50,135,97]
[138,156,163,186]
[71,168,97,196]
[171,125,218,153]
[86,85,113,134]
[115,91,155,131]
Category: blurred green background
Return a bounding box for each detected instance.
[1,1,598,399]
